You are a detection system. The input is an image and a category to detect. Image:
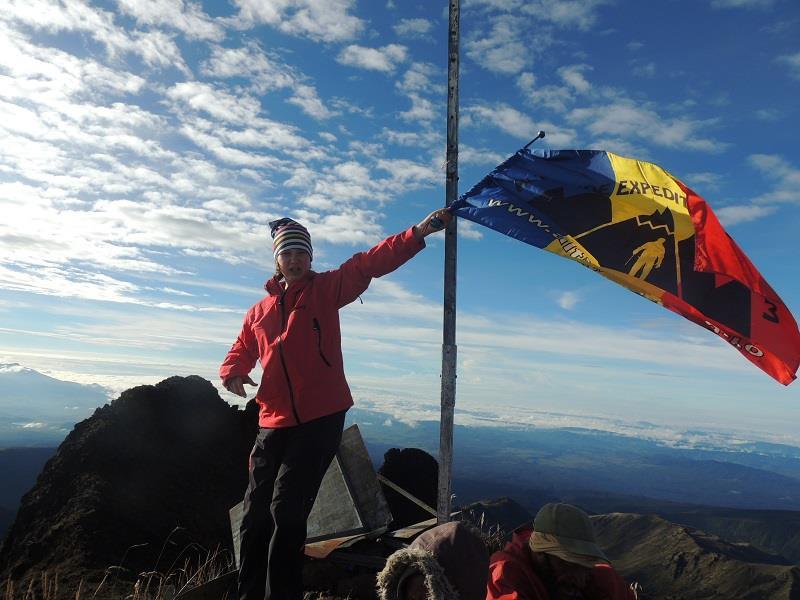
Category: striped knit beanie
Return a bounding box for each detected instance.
[269,218,313,260]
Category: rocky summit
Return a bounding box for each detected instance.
[0,375,257,593]
[3,375,800,599]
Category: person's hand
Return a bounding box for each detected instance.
[413,208,453,240]
[224,375,257,398]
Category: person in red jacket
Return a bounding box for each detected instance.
[487,503,638,600]
[220,209,452,600]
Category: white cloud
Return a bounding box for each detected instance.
[394,62,442,123]
[557,290,580,310]
[202,42,294,91]
[777,52,800,79]
[457,219,484,241]
[399,93,436,122]
[520,0,610,30]
[464,102,536,139]
[516,72,536,95]
[233,0,364,42]
[755,108,783,122]
[130,29,191,73]
[382,128,441,148]
[201,43,335,120]
[0,264,142,303]
[568,100,724,152]
[515,65,592,113]
[684,172,723,191]
[0,18,307,300]
[178,125,292,168]
[631,61,657,78]
[319,132,338,143]
[465,14,530,75]
[559,64,592,93]
[3,0,122,47]
[114,0,225,40]
[748,154,800,204]
[463,0,522,9]
[0,23,146,98]
[459,145,506,166]
[376,159,441,187]
[463,103,577,147]
[2,0,189,71]
[465,0,609,30]
[337,44,408,72]
[288,84,337,120]
[696,155,799,226]
[714,204,778,226]
[283,155,442,223]
[710,0,777,8]
[399,62,443,94]
[166,82,262,124]
[463,1,608,77]
[393,18,433,37]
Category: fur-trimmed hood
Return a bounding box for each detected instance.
[377,521,489,600]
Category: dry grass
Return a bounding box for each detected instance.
[1,544,234,600]
[470,511,508,555]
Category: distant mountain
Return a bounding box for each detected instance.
[594,513,800,599]
[0,376,258,594]
[350,407,800,511]
[0,364,110,447]
[564,491,800,565]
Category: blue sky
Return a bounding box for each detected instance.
[1,0,799,448]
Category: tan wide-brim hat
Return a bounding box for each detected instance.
[529,503,610,568]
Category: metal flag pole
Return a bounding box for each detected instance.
[437,0,459,525]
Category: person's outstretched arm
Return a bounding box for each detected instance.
[324,208,454,308]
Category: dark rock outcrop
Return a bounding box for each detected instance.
[0,376,258,592]
[378,448,438,528]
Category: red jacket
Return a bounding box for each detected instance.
[487,527,636,600]
[220,227,424,428]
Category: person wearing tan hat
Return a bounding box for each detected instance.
[220,208,452,600]
[486,503,637,600]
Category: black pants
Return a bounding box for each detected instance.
[237,410,346,600]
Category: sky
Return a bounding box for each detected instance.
[1,0,799,448]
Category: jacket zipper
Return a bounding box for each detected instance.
[277,292,302,425]
[312,318,332,367]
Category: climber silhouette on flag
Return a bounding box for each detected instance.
[452,148,800,385]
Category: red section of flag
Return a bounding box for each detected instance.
[666,181,800,385]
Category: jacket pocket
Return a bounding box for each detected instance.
[312,318,332,367]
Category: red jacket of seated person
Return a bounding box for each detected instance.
[487,526,637,600]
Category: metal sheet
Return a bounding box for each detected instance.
[306,453,363,541]
[335,424,392,532]
[305,424,391,542]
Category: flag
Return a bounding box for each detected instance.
[452,149,800,385]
